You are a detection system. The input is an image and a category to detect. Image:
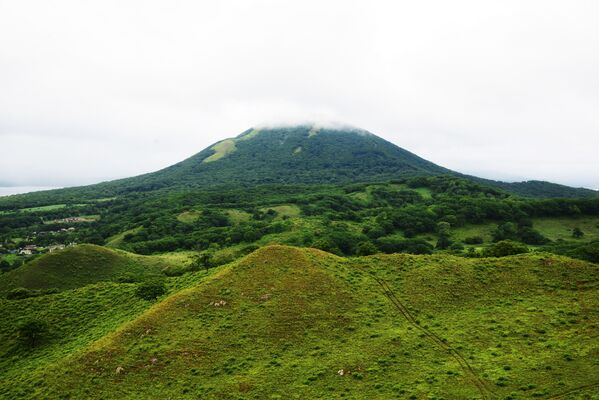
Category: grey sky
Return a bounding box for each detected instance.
[1,0,598,189]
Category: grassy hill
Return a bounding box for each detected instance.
[0,268,217,399]
[3,245,595,399]
[0,245,188,295]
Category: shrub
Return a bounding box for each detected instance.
[0,259,11,272]
[356,241,378,256]
[482,240,529,257]
[464,236,484,245]
[6,287,33,300]
[375,237,433,255]
[6,287,59,300]
[135,280,167,301]
[115,272,139,283]
[449,242,464,251]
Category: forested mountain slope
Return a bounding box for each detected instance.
[1,125,595,206]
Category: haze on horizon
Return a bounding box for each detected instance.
[1,1,598,190]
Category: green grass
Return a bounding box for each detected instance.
[260,204,301,219]
[226,209,251,224]
[176,210,202,223]
[532,216,599,241]
[0,268,217,399]
[13,203,88,213]
[105,227,142,248]
[7,246,595,399]
[203,139,237,163]
[452,222,496,243]
[237,129,260,141]
[412,187,433,199]
[451,216,599,245]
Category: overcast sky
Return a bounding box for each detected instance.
[1,1,598,189]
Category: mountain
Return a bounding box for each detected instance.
[96,125,452,192]
[3,125,594,202]
[99,125,598,198]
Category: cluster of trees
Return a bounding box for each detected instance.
[1,176,598,262]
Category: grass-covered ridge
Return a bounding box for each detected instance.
[0,267,217,399]
[0,244,190,295]
[12,245,597,399]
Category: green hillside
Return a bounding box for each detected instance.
[0,268,217,399]
[0,245,187,295]
[4,246,595,399]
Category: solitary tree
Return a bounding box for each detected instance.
[436,221,452,250]
[18,319,49,348]
[191,250,214,271]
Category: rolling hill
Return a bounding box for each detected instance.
[0,245,189,296]
[2,246,597,399]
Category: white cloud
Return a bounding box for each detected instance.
[1,0,598,188]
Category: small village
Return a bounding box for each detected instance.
[4,242,77,256]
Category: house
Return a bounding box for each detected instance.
[48,244,66,253]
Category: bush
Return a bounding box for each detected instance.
[6,287,33,300]
[375,237,433,255]
[356,241,378,256]
[518,227,548,245]
[6,287,58,300]
[0,259,11,272]
[115,272,139,283]
[482,240,529,257]
[135,280,167,301]
[464,236,484,245]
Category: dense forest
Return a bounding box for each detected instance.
[2,175,598,275]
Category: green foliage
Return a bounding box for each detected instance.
[544,240,599,263]
[135,280,167,301]
[572,227,584,238]
[6,287,33,300]
[355,241,378,256]
[376,237,433,254]
[6,287,60,300]
[17,319,49,348]
[464,236,484,245]
[482,240,529,257]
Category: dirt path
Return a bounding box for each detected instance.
[370,274,497,399]
[545,382,599,399]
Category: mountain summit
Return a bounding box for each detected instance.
[141,125,450,188]
[100,124,592,198]
[4,125,596,199]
